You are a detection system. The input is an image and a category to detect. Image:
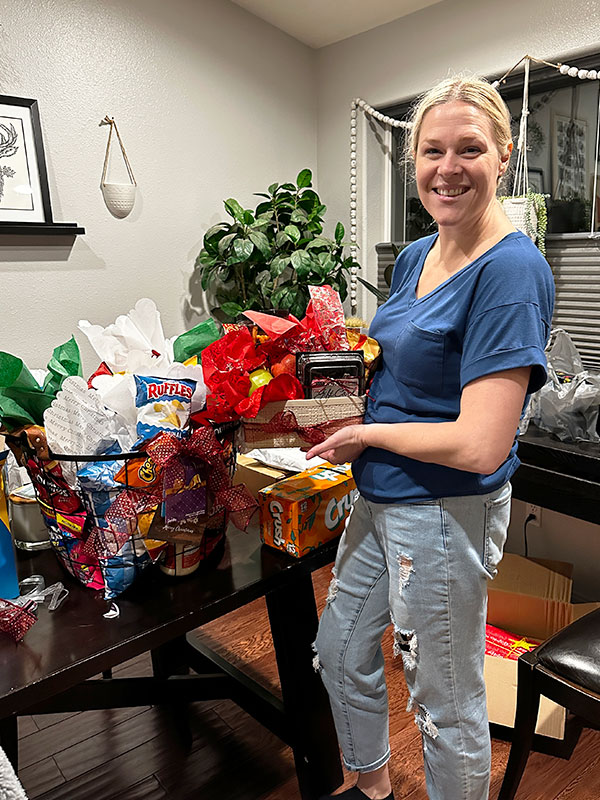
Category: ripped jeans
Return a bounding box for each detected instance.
[314,484,511,800]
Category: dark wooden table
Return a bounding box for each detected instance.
[513,426,600,525]
[0,528,343,800]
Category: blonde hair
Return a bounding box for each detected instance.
[408,76,512,159]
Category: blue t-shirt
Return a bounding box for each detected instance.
[353,231,555,503]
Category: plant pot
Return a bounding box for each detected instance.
[101,183,136,219]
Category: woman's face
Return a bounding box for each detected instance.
[414,100,511,232]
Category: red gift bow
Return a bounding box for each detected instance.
[147,428,257,531]
[244,409,365,445]
[0,599,37,642]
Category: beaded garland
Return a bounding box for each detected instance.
[349,55,600,311]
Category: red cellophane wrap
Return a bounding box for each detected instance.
[306,285,349,351]
[197,286,352,423]
[0,599,37,642]
[485,624,540,661]
[196,327,305,423]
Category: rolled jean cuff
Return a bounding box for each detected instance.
[342,747,391,773]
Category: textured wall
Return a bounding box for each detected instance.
[0,0,316,370]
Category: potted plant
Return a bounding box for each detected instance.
[195,169,359,321]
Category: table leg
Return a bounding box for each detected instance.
[0,715,18,771]
[266,572,343,800]
[151,636,193,748]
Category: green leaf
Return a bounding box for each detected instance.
[284,224,300,244]
[253,192,271,199]
[275,230,291,247]
[296,169,312,188]
[220,301,244,319]
[243,210,255,225]
[306,236,333,250]
[249,230,270,258]
[280,183,296,191]
[335,222,345,243]
[218,232,237,255]
[290,249,312,271]
[204,222,229,239]
[224,198,246,223]
[268,182,279,194]
[270,255,290,278]
[256,270,273,291]
[357,276,389,302]
[290,208,308,224]
[196,249,216,266]
[233,238,254,261]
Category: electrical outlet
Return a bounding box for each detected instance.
[526,504,541,526]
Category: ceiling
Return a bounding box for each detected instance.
[229,0,445,49]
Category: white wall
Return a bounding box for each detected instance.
[315,0,600,599]
[0,0,316,371]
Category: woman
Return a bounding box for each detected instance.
[306,77,555,800]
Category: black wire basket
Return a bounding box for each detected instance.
[5,421,240,598]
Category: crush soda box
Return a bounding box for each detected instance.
[259,464,358,557]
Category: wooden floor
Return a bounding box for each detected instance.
[16,564,600,800]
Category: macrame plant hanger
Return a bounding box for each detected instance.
[100,115,137,219]
[499,58,540,245]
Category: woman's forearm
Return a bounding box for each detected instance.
[361,420,489,473]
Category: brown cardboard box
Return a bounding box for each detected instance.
[485,553,600,739]
[234,454,289,499]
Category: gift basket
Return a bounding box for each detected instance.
[0,300,256,600]
[200,285,379,449]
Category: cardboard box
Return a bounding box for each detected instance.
[259,464,357,557]
[234,454,289,500]
[485,553,600,739]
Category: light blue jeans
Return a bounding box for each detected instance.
[314,483,511,800]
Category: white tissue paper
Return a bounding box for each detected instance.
[78,298,173,374]
[43,377,117,457]
[245,447,327,473]
[43,376,120,485]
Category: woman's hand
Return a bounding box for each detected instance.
[305,424,368,465]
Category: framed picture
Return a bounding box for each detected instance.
[527,167,545,194]
[0,95,52,224]
[552,113,587,199]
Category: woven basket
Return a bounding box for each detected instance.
[242,395,366,450]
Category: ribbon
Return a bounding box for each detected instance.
[244,409,364,445]
[147,427,257,531]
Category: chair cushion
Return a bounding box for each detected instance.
[535,607,600,695]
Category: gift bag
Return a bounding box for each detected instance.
[531,329,600,442]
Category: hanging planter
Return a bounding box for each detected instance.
[100,116,137,219]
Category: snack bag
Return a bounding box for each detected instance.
[133,376,196,444]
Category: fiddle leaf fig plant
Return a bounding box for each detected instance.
[196,169,359,321]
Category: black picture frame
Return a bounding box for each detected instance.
[527,167,545,194]
[0,95,53,225]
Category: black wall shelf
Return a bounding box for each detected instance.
[0,223,85,236]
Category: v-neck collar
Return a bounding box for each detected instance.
[411,231,521,306]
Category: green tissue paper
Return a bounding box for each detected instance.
[0,337,82,431]
[173,318,220,363]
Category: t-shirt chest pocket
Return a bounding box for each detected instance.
[391,321,445,394]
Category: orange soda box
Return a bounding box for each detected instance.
[259,464,358,557]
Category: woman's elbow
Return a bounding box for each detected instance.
[461,440,510,475]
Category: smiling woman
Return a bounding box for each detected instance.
[309,76,555,800]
